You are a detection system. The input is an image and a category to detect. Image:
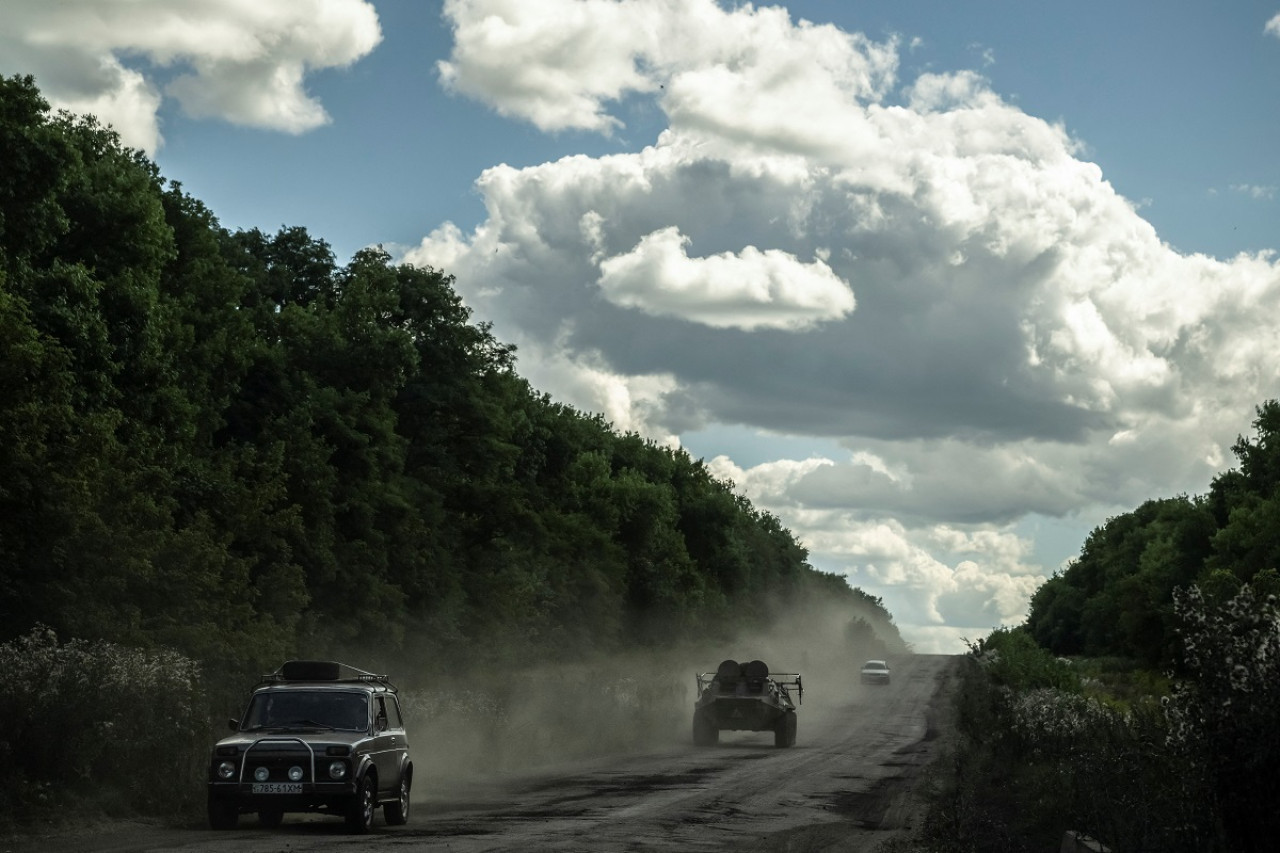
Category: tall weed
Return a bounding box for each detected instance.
[0,626,206,825]
[1164,585,1280,852]
[916,634,1225,852]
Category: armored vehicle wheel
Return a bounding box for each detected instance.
[692,709,719,746]
[774,710,797,748]
[207,793,238,830]
[258,809,283,828]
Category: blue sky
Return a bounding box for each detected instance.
[4,1,1280,653]
[145,1,1280,265]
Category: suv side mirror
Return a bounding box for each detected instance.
[227,718,239,731]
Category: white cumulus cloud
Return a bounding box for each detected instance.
[408,0,1280,653]
[597,227,854,331]
[0,0,381,153]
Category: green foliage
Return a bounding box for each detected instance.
[1025,401,1280,668]
[926,575,1280,852]
[967,627,1077,692]
[988,401,1280,850]
[1070,657,1171,711]
[1165,584,1280,852]
[0,627,206,824]
[924,397,1280,852]
[919,644,1225,852]
[0,72,903,696]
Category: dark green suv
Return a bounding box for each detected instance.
[207,660,412,833]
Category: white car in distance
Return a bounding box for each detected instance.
[859,659,891,686]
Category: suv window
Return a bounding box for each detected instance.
[384,695,403,728]
[243,690,369,732]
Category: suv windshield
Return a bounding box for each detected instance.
[242,690,369,732]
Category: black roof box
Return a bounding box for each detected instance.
[260,660,396,691]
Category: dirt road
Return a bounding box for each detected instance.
[21,654,958,853]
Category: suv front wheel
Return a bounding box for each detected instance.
[345,773,377,833]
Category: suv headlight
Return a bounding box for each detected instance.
[217,761,236,780]
[328,760,348,780]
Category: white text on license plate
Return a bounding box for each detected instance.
[252,783,302,794]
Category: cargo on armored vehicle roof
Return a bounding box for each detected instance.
[692,659,802,748]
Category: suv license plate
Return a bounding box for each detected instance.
[252,783,302,794]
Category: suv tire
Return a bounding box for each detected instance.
[345,772,377,833]
[384,770,411,825]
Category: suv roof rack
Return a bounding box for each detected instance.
[258,659,397,692]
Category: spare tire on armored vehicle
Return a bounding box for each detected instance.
[692,659,802,748]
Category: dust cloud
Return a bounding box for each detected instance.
[390,595,905,799]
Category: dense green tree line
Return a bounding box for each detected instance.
[1026,400,1280,669]
[954,557,1280,850]
[0,75,902,683]
[1014,402,1280,849]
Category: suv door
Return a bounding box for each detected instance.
[371,695,407,796]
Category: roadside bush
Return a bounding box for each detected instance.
[0,626,206,824]
[913,655,1035,853]
[917,635,1224,852]
[1165,585,1280,853]
[967,627,1077,692]
[1073,657,1172,710]
[1006,686,1219,852]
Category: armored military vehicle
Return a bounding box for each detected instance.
[692,659,802,748]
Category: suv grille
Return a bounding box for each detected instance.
[243,741,314,782]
